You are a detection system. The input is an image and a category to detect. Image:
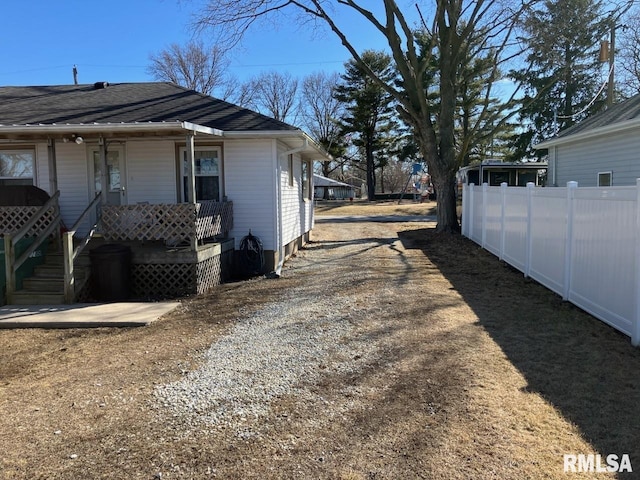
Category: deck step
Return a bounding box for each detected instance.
[42,253,91,267]
[21,274,87,292]
[10,292,66,305]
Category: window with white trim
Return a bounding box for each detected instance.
[597,171,612,187]
[180,147,222,202]
[301,160,311,200]
[0,149,35,186]
[288,154,294,187]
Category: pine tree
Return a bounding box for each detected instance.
[510,0,609,160]
[334,51,399,200]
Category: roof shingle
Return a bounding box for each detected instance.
[0,82,298,132]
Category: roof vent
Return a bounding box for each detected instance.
[93,81,109,90]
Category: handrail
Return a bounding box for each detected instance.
[14,213,61,270]
[10,190,60,246]
[63,192,102,303]
[4,190,61,304]
[69,192,101,235]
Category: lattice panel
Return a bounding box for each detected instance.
[132,263,196,299]
[0,206,58,237]
[196,201,233,239]
[100,201,233,246]
[101,204,196,245]
[196,255,223,294]
[130,250,232,299]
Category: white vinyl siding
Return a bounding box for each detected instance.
[126,140,176,204]
[279,141,313,247]
[555,129,640,187]
[35,143,49,192]
[54,142,91,230]
[224,139,276,251]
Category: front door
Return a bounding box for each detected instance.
[90,146,126,205]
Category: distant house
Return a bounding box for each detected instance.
[313,174,357,200]
[457,161,547,188]
[0,82,330,304]
[535,94,640,187]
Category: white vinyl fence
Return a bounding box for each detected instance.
[462,181,640,346]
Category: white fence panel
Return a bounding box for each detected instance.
[568,187,637,336]
[484,187,503,256]
[528,187,568,296]
[502,187,528,271]
[461,180,640,345]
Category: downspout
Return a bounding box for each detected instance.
[272,138,309,277]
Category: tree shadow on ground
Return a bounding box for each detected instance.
[398,227,640,476]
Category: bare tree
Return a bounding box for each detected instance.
[300,71,347,177]
[194,1,529,233]
[619,7,640,96]
[241,71,300,123]
[148,40,231,96]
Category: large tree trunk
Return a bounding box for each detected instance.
[432,170,459,233]
[366,144,376,201]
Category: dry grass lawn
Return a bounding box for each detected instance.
[314,198,437,217]
[0,201,639,479]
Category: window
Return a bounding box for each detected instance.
[288,154,294,186]
[301,160,311,200]
[598,171,612,187]
[181,148,221,202]
[0,149,34,186]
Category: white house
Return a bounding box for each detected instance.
[0,82,330,303]
[535,94,640,187]
[313,174,357,200]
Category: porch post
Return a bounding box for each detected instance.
[47,138,62,251]
[100,137,109,205]
[47,138,58,195]
[186,133,196,204]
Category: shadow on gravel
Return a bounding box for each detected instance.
[302,237,417,287]
[398,227,640,474]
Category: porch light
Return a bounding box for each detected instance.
[74,136,84,144]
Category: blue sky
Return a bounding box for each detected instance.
[0,0,400,88]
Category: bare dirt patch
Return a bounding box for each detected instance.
[1,206,639,479]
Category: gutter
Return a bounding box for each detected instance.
[272,137,310,278]
[0,121,223,137]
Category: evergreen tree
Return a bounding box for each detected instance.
[334,51,399,200]
[510,0,609,160]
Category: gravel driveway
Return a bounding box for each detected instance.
[154,219,415,439]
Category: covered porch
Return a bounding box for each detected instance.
[1,122,235,304]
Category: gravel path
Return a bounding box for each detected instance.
[153,225,395,438]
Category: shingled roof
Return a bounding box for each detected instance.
[557,93,640,138]
[536,93,640,149]
[0,82,297,132]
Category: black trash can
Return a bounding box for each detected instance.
[89,243,132,301]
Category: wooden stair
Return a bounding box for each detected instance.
[10,250,91,305]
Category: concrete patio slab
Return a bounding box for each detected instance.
[0,301,180,329]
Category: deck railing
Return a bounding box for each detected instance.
[2,191,62,304]
[100,201,233,248]
[62,192,102,303]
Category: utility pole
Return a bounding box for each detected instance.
[600,22,616,107]
[607,22,615,107]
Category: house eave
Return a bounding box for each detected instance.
[0,121,223,140]
[534,116,640,149]
[224,130,332,160]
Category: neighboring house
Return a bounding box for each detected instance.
[313,174,357,200]
[535,94,640,187]
[457,160,548,188]
[0,82,329,304]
